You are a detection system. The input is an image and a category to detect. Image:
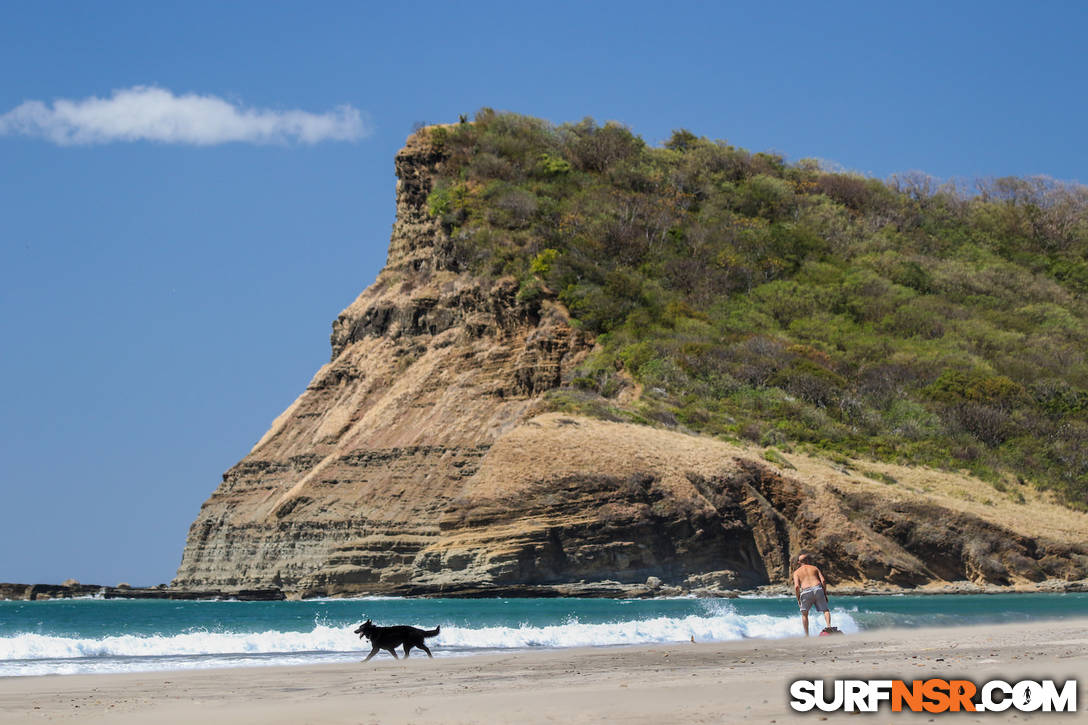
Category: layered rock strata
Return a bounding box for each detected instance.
[174,132,1088,597]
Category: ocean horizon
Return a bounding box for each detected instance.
[2,593,1086,677]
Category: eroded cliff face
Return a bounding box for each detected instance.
[175,131,586,594]
[174,132,1088,597]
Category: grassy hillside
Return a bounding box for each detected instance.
[420,110,1088,509]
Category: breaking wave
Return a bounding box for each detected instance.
[0,602,858,677]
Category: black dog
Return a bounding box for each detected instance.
[353,619,440,661]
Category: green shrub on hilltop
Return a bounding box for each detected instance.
[422,111,1088,508]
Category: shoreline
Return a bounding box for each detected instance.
[3,578,1087,602]
[2,618,1085,723]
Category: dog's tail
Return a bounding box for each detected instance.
[424,626,440,638]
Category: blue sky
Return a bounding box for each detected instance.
[2,2,1086,586]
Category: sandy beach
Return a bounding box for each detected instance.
[1,619,1084,724]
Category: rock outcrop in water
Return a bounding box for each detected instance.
[0,582,284,601]
[173,130,1088,598]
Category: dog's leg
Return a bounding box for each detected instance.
[417,643,433,658]
[403,643,413,658]
[363,646,380,662]
[385,648,398,659]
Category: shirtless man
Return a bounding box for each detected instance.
[792,553,831,636]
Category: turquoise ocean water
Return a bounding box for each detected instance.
[1,593,1086,677]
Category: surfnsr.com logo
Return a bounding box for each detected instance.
[790,679,1078,713]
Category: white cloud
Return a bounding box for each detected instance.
[0,86,368,146]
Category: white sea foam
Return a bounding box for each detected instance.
[438,607,858,649]
[0,604,859,677]
[0,624,361,662]
[306,595,408,602]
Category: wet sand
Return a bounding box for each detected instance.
[1,618,1085,723]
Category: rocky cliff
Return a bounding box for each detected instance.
[174,130,1088,597]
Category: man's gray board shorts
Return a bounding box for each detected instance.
[799,584,829,613]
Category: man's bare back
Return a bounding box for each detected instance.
[793,563,823,590]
